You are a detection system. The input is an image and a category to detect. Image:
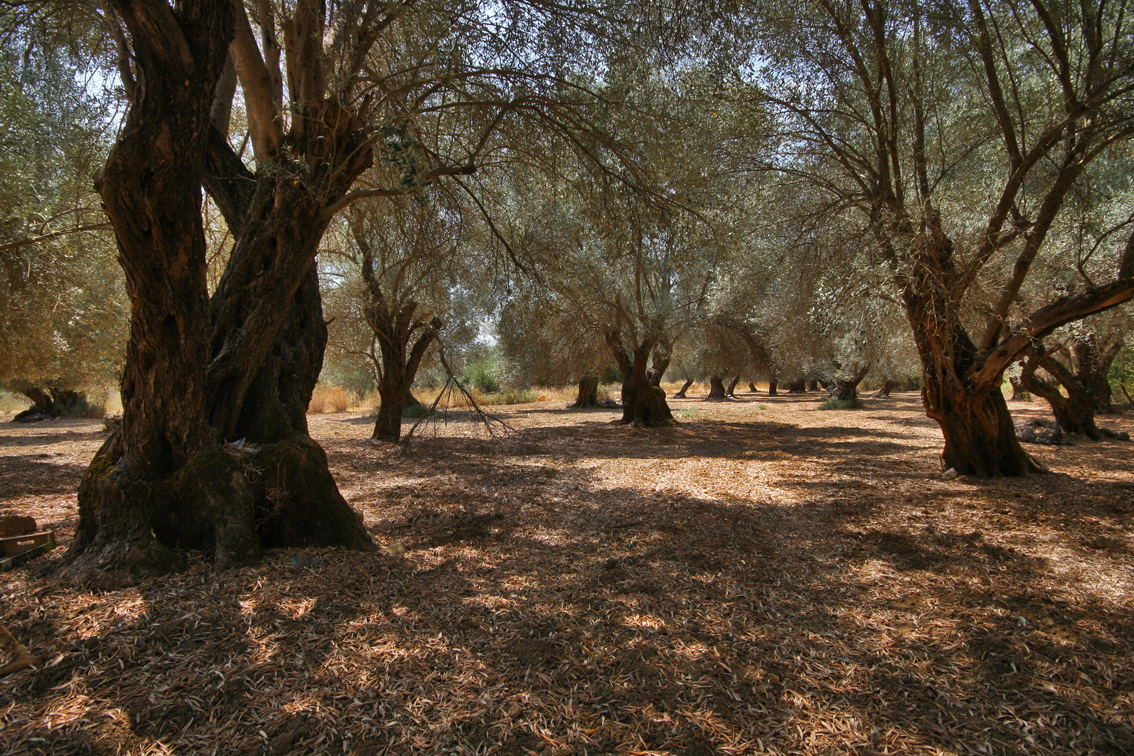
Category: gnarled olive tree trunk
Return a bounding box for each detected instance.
[706,375,728,400]
[66,0,373,585]
[902,227,1043,477]
[821,362,870,401]
[605,330,674,427]
[571,377,600,408]
[1021,335,1123,439]
[672,378,694,398]
[367,301,440,444]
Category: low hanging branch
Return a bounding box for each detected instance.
[399,341,515,445]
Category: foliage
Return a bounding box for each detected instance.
[0,37,124,403]
[460,360,503,396]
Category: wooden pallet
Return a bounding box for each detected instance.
[0,530,56,572]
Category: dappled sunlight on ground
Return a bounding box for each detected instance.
[2,391,1133,754]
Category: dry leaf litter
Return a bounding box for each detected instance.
[0,392,1132,755]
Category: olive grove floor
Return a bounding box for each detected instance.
[1,392,1132,755]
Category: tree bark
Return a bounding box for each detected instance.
[672,378,694,398]
[67,0,253,584]
[1021,336,1122,440]
[646,341,671,387]
[706,375,728,400]
[370,314,438,444]
[570,377,599,408]
[364,297,440,444]
[748,382,757,393]
[9,386,94,420]
[606,330,674,427]
[903,224,1043,476]
[823,363,870,401]
[786,379,807,394]
[873,380,898,398]
[65,0,373,586]
[726,376,740,397]
[807,378,820,392]
[768,379,778,396]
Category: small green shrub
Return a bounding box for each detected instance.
[678,408,701,418]
[819,397,863,410]
[460,361,501,394]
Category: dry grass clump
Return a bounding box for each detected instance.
[307,385,354,413]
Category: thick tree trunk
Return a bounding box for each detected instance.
[11,387,94,421]
[823,363,870,401]
[807,378,820,392]
[22,387,53,412]
[874,380,898,398]
[787,379,807,394]
[1021,336,1122,440]
[903,224,1041,476]
[672,378,694,399]
[726,376,740,397]
[620,380,674,426]
[368,308,439,444]
[571,377,599,408]
[768,379,778,396]
[67,0,251,584]
[372,383,407,443]
[66,5,373,586]
[706,376,728,400]
[646,342,671,387]
[928,380,1038,475]
[606,330,674,427]
[354,227,441,444]
[748,382,757,393]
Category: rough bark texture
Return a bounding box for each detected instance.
[67,0,250,584]
[672,378,694,399]
[726,376,740,398]
[822,363,871,401]
[902,222,1042,477]
[768,379,778,396]
[606,330,675,427]
[1021,336,1122,440]
[570,377,599,408]
[354,225,441,444]
[371,312,437,444]
[874,380,898,398]
[11,387,93,421]
[65,0,373,586]
[706,376,728,401]
[646,343,671,387]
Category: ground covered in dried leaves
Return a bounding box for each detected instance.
[1,391,1133,755]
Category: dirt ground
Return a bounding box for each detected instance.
[1,391,1132,755]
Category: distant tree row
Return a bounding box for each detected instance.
[0,0,1130,584]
